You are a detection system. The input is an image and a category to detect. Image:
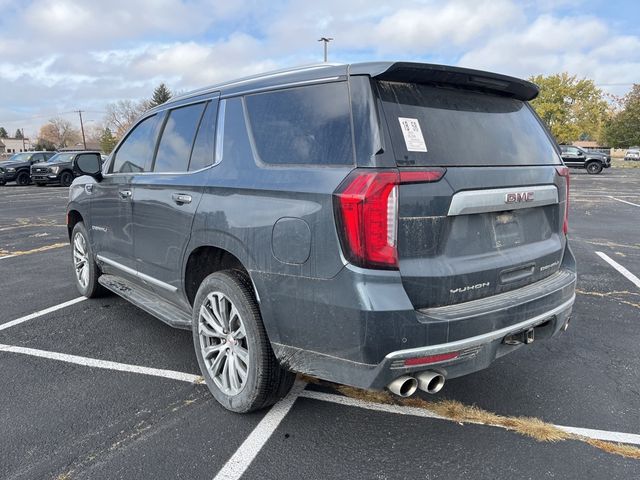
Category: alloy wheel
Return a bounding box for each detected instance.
[73,232,89,289]
[198,291,249,396]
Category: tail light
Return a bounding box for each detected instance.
[334,168,445,269]
[556,166,570,234]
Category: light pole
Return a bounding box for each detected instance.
[318,37,334,62]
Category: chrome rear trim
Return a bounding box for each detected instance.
[447,185,558,216]
[386,295,575,361]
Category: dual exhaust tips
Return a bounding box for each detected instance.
[387,371,445,397]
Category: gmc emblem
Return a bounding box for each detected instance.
[505,191,534,203]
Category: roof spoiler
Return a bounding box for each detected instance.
[364,62,539,101]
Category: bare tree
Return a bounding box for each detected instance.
[104,99,147,139]
[39,118,81,149]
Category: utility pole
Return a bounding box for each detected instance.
[318,37,334,62]
[77,110,87,150]
[21,128,26,151]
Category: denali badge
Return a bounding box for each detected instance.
[450,282,490,294]
[505,191,534,203]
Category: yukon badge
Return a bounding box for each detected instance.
[450,282,490,294]
[505,191,534,203]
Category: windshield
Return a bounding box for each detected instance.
[47,153,75,163]
[377,81,561,167]
[5,152,33,163]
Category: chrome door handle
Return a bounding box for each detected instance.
[118,189,132,200]
[172,193,192,205]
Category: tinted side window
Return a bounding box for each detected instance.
[245,82,354,166]
[154,103,206,173]
[111,115,160,173]
[189,100,218,171]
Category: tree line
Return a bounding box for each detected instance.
[529,74,639,147]
[0,83,172,154]
[3,76,639,154]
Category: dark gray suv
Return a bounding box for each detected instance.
[68,62,576,412]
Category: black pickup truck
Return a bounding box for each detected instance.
[0,151,56,185]
[31,151,103,187]
[559,145,611,174]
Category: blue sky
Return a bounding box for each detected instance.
[0,0,638,137]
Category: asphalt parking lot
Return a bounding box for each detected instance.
[1,169,639,480]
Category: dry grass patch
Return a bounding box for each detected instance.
[309,380,640,460]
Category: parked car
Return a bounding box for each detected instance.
[559,145,611,174]
[0,151,56,185]
[67,62,576,412]
[624,148,640,161]
[31,151,103,187]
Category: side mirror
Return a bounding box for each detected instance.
[74,154,103,180]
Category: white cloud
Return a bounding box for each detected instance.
[0,0,638,135]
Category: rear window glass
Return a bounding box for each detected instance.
[154,102,206,172]
[377,81,560,166]
[189,100,217,171]
[245,82,354,166]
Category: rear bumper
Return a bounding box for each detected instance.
[261,245,577,390]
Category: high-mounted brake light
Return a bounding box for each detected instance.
[334,168,445,269]
[556,166,570,235]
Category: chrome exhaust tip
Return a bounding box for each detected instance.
[387,375,418,397]
[416,371,445,394]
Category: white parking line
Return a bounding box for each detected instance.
[596,251,640,289]
[300,390,640,446]
[0,297,86,331]
[1,339,639,450]
[0,344,203,383]
[607,195,640,207]
[0,254,17,260]
[213,381,307,480]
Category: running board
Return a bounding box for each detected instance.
[98,274,192,330]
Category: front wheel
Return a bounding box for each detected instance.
[586,161,603,174]
[60,171,74,187]
[192,270,295,413]
[71,222,105,298]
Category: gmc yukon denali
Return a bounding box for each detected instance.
[67,62,576,412]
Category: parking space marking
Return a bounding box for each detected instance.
[0,297,86,331]
[607,196,640,208]
[213,381,307,480]
[596,251,640,289]
[0,344,204,384]
[0,242,67,260]
[301,390,640,447]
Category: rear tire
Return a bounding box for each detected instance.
[60,171,74,187]
[192,270,295,413]
[586,161,603,174]
[71,222,105,298]
[16,171,30,185]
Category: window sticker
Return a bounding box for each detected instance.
[398,117,427,152]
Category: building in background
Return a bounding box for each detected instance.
[0,137,32,154]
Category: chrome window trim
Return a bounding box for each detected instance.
[447,184,559,216]
[96,255,178,293]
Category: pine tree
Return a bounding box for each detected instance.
[0,127,8,138]
[14,128,24,139]
[99,127,118,154]
[149,83,172,108]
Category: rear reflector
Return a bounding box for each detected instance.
[334,168,445,269]
[404,352,459,367]
[555,166,570,234]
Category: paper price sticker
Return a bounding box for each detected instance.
[398,117,427,152]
